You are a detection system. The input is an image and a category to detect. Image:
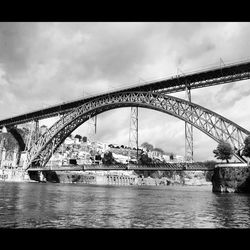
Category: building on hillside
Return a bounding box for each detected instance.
[148,150,163,160]
[174,155,184,162]
[78,151,91,160]
[0,148,18,168]
[80,144,89,152]
[162,154,170,162]
[141,146,148,152]
[64,137,75,145]
[74,137,81,144]
[96,142,109,153]
[112,153,129,164]
[47,152,64,166]
[40,125,48,135]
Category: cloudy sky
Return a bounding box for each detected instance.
[1,22,250,161]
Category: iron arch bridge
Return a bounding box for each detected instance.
[24,91,250,170]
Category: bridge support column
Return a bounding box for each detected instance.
[87,115,97,154]
[185,86,193,162]
[212,164,250,193]
[34,119,39,142]
[0,147,6,168]
[25,120,40,151]
[0,138,4,168]
[128,107,139,161]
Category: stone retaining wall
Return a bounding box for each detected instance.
[212,165,250,193]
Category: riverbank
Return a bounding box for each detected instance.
[0,168,34,182]
[29,169,212,187]
[212,164,250,193]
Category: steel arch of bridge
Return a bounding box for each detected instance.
[24,91,250,170]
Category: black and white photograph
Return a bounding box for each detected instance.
[0,22,250,230]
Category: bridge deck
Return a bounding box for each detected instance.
[27,163,214,172]
[1,60,250,127]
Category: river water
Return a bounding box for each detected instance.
[0,182,250,228]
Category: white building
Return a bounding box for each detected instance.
[40,125,48,135]
[0,148,18,168]
[112,153,129,164]
[74,138,81,144]
[148,150,163,160]
[64,137,75,145]
[96,142,109,152]
[162,154,170,162]
[175,155,184,162]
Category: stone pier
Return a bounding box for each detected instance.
[212,163,250,193]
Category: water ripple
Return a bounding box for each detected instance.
[0,182,250,228]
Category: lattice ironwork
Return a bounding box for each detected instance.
[128,107,139,160]
[86,115,97,142]
[1,60,250,127]
[28,162,214,172]
[185,86,193,162]
[24,120,40,151]
[24,91,250,169]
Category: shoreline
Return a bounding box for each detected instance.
[0,168,213,187]
[38,169,212,187]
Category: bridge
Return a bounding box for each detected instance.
[27,162,215,172]
[0,59,250,171]
[0,60,250,126]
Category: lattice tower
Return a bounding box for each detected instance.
[128,107,139,161]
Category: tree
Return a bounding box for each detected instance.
[153,147,165,155]
[102,151,115,165]
[213,141,233,163]
[138,153,152,165]
[95,154,102,161]
[141,142,154,152]
[75,134,82,141]
[170,153,174,160]
[242,135,250,160]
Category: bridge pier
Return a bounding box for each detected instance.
[212,164,250,193]
[128,106,139,161]
[185,86,193,162]
[27,170,47,182]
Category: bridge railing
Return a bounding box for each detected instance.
[1,57,250,128]
[49,58,250,105]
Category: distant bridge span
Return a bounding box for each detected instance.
[28,162,215,172]
[0,59,250,127]
[24,91,250,169]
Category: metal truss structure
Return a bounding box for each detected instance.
[28,162,214,172]
[23,91,250,170]
[25,120,39,151]
[128,107,139,160]
[1,59,250,127]
[86,116,97,142]
[185,86,193,162]
[4,126,26,151]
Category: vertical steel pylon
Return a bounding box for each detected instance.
[185,86,193,162]
[177,67,193,162]
[87,116,97,141]
[87,115,97,154]
[34,119,39,142]
[128,107,139,161]
[83,89,97,144]
[25,120,39,151]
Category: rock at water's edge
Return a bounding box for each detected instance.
[212,166,250,193]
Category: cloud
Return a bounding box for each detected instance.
[0,22,39,74]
